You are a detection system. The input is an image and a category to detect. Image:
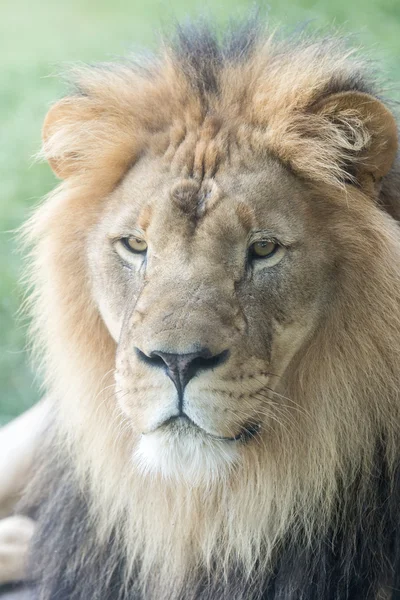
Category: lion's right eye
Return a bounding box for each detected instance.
[114,236,148,265]
[120,237,148,254]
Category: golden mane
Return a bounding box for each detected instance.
[22,20,400,600]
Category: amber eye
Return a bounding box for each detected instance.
[250,240,278,259]
[121,237,148,253]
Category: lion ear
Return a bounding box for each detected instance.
[42,98,97,179]
[312,91,398,186]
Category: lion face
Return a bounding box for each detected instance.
[87,150,333,482]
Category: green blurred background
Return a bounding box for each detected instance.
[1,0,399,424]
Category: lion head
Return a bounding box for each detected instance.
[24,21,400,600]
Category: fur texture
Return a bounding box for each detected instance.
[19,18,400,600]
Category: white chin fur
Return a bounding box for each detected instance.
[134,429,240,486]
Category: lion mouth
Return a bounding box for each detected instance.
[142,414,260,443]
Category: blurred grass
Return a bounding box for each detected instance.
[1,0,400,424]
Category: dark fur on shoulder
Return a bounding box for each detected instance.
[22,441,400,599]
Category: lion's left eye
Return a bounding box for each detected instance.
[250,240,278,259]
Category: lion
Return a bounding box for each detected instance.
[1,17,400,600]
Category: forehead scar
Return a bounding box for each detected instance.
[170,179,201,219]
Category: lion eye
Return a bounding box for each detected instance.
[250,240,278,259]
[121,237,148,253]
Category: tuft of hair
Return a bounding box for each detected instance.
[20,15,400,600]
[37,16,397,189]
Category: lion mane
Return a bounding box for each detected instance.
[19,18,400,600]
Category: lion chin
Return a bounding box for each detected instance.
[134,417,241,485]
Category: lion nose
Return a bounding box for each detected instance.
[135,348,229,398]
